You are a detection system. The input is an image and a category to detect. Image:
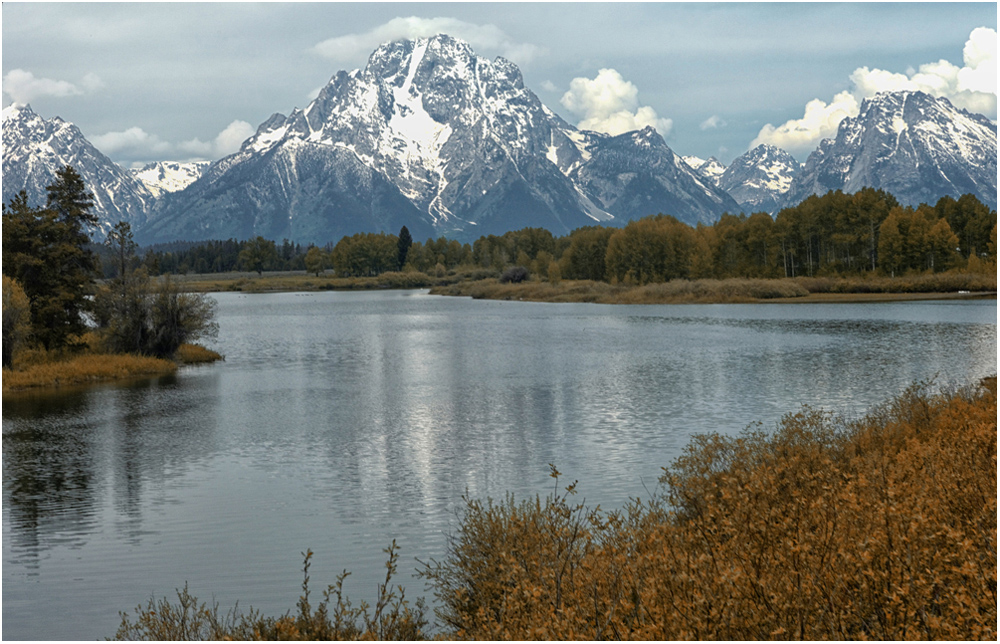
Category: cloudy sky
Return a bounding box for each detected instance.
[3,2,996,168]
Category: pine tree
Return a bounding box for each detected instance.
[397,226,413,270]
[2,167,99,351]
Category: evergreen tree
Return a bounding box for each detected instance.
[397,226,413,270]
[2,167,99,351]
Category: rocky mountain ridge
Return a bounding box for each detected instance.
[2,103,156,236]
[143,35,736,243]
[783,90,997,211]
[4,42,996,244]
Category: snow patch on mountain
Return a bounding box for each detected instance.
[133,161,210,197]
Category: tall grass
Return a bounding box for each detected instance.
[2,353,177,391]
[2,339,222,393]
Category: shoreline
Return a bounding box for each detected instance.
[163,271,997,304]
[2,343,224,395]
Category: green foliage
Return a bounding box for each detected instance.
[331,232,398,277]
[239,236,280,275]
[2,167,99,350]
[605,215,694,284]
[304,246,329,276]
[396,225,413,270]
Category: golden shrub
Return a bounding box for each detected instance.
[423,379,997,640]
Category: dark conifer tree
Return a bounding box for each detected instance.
[397,225,413,270]
[3,167,100,350]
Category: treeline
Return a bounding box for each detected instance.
[135,188,997,283]
[2,166,218,368]
[113,377,997,639]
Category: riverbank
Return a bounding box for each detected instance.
[2,343,223,393]
[163,270,996,303]
[429,274,997,304]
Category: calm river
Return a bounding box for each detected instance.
[3,290,996,639]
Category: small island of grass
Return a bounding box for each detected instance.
[1,342,223,394]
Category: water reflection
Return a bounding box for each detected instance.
[3,293,995,640]
[3,371,223,561]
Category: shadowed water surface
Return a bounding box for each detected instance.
[3,290,995,639]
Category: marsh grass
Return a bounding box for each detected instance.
[170,268,498,293]
[2,340,222,393]
[174,343,224,364]
[2,352,177,392]
[112,543,427,641]
[430,273,996,304]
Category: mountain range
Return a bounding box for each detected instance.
[3,35,996,245]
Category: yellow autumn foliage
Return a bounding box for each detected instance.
[422,377,997,640]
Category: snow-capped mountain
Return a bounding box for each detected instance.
[682,155,726,186]
[142,35,736,244]
[2,103,156,236]
[782,91,997,210]
[719,144,800,214]
[133,161,210,197]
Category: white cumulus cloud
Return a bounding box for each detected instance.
[313,16,545,66]
[91,127,172,157]
[753,27,997,157]
[560,68,672,136]
[3,69,103,103]
[180,119,255,158]
[752,90,860,156]
[91,119,254,166]
[699,115,726,130]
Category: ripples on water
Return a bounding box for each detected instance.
[3,292,996,639]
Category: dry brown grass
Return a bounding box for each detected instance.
[174,343,224,364]
[796,272,997,294]
[3,339,222,393]
[431,277,810,304]
[431,274,996,305]
[2,353,177,392]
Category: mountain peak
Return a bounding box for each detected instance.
[2,105,155,235]
[2,102,31,121]
[720,144,799,213]
[784,89,996,210]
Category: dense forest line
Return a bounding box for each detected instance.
[113,377,997,640]
[127,188,997,283]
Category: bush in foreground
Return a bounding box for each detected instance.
[111,378,996,640]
